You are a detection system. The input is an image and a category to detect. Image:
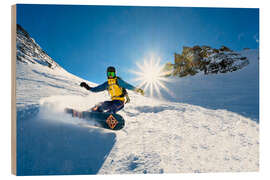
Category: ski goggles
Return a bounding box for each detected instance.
[107,71,115,77]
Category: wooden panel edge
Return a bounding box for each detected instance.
[11,4,17,176]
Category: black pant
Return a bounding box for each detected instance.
[94,100,124,114]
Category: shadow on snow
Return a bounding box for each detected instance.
[16,105,116,175]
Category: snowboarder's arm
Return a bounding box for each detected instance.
[118,78,144,95]
[89,81,108,92]
[80,81,108,92]
[117,78,136,91]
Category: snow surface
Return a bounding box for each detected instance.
[160,49,259,121]
[16,53,259,174]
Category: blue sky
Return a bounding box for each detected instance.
[17,4,259,84]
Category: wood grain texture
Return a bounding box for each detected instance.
[11,4,17,175]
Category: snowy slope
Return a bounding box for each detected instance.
[15,26,259,175]
[160,49,259,121]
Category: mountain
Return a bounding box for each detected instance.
[163,45,250,77]
[160,49,259,120]
[15,25,259,175]
[16,24,60,69]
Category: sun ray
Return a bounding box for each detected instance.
[138,80,148,89]
[143,81,151,92]
[130,54,173,98]
[156,80,174,97]
[153,81,162,97]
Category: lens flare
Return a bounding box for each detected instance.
[131,55,173,97]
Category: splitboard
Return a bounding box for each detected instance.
[65,108,125,130]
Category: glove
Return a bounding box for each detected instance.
[125,95,130,104]
[135,88,144,96]
[80,82,91,90]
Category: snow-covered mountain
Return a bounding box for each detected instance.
[15,25,259,175]
[164,45,250,78]
[161,49,259,121]
[17,24,60,69]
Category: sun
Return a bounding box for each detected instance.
[131,55,172,97]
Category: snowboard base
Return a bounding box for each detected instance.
[65,108,125,130]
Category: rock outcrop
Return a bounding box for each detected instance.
[164,45,249,77]
[16,24,60,69]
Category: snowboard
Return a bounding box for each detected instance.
[64,108,125,130]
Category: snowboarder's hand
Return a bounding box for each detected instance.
[135,88,144,96]
[80,82,91,90]
[125,95,130,104]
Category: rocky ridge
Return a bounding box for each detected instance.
[16,24,60,69]
[164,45,249,77]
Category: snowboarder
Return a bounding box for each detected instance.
[80,66,144,114]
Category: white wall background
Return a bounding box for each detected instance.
[1,0,269,179]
